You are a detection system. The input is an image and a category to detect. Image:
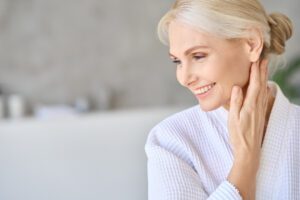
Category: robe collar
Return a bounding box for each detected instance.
[256,81,291,198]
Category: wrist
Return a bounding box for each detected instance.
[234,155,260,172]
[227,161,258,200]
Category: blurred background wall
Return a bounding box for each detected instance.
[0,0,299,117]
[0,1,299,200]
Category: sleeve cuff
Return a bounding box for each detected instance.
[208,180,243,200]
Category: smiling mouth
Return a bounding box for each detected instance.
[194,82,216,95]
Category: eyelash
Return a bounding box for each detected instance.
[172,60,181,65]
[193,55,205,60]
[172,54,206,66]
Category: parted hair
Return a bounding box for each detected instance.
[158,0,293,59]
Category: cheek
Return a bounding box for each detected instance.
[232,61,251,86]
[209,55,250,102]
[215,54,250,86]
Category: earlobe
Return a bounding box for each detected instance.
[246,28,264,62]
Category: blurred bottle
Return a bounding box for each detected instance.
[7,94,26,119]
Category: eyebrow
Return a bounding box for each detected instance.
[169,45,209,58]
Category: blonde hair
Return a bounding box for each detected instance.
[158,0,293,59]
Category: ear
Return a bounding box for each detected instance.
[245,28,264,62]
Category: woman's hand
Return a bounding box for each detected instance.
[228,59,269,163]
[227,59,269,200]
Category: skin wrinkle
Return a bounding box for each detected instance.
[169,20,251,112]
[168,20,275,147]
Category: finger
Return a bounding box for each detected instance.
[243,61,261,109]
[263,87,270,112]
[229,85,243,120]
[260,59,269,86]
[257,59,269,109]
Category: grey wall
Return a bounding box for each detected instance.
[263,0,300,59]
[0,0,299,112]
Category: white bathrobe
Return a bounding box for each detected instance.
[145,81,300,200]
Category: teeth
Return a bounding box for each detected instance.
[195,83,215,95]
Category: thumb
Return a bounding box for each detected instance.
[229,86,243,120]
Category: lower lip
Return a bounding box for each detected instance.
[195,83,216,100]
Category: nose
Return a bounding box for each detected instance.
[178,63,198,88]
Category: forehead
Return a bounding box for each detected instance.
[169,21,211,49]
[168,21,231,56]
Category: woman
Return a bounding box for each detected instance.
[145,0,299,199]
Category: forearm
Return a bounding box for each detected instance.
[227,157,260,200]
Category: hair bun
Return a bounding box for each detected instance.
[268,12,293,55]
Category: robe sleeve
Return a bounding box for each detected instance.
[145,126,243,200]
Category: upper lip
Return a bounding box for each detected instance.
[193,83,215,92]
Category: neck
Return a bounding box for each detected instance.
[223,85,275,145]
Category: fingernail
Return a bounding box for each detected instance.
[234,86,240,95]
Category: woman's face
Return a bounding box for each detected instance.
[168,21,252,111]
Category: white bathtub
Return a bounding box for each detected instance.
[0,105,186,200]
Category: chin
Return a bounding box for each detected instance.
[198,102,220,112]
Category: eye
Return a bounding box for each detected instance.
[193,53,206,61]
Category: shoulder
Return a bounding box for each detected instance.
[290,103,300,116]
[288,103,300,130]
[146,105,203,141]
[269,81,300,134]
[145,104,228,144]
[144,105,202,164]
[144,104,217,156]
